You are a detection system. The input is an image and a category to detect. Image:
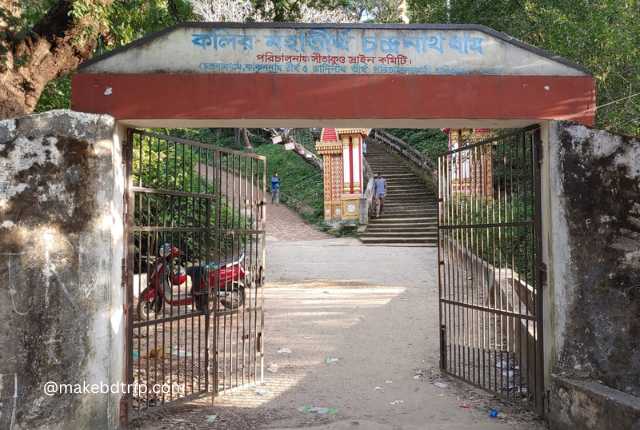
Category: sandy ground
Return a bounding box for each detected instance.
[135,237,545,430]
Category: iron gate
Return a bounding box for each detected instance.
[437,126,544,414]
[123,130,266,420]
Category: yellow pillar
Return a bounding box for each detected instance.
[316,129,343,221]
[316,128,369,223]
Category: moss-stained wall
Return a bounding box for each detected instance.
[0,111,123,429]
[547,122,640,429]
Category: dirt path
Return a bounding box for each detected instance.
[196,162,329,242]
[265,200,329,242]
[136,239,544,430]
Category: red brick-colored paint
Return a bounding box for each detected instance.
[321,128,338,141]
[349,138,354,194]
[72,73,596,125]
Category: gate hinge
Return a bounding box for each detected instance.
[535,132,543,165]
[121,138,130,165]
[539,262,547,287]
[121,257,126,288]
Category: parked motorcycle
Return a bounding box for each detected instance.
[137,243,246,319]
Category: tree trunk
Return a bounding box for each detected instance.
[241,128,253,149]
[0,0,112,119]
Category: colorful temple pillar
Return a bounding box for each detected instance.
[444,128,493,197]
[316,128,369,222]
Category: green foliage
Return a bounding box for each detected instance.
[132,133,243,258]
[290,128,317,154]
[384,128,448,163]
[3,1,57,33]
[250,0,348,21]
[162,128,271,150]
[253,144,324,224]
[34,0,194,112]
[345,0,404,22]
[407,0,640,136]
[35,75,71,112]
[444,195,535,281]
[160,128,323,224]
[98,0,193,52]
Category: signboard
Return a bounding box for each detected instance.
[82,24,587,77]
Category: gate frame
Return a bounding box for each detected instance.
[437,124,546,415]
[120,128,267,426]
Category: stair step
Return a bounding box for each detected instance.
[384,202,435,206]
[366,228,436,234]
[382,205,434,210]
[360,237,438,244]
[386,184,428,188]
[383,200,436,204]
[380,213,436,218]
[368,224,437,229]
[361,231,437,237]
[384,197,433,203]
[371,216,437,224]
[363,243,436,248]
[383,207,437,212]
[381,211,436,215]
[365,221,437,227]
[384,197,436,201]
[386,181,426,186]
[376,214,436,219]
[362,148,440,246]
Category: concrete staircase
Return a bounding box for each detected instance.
[361,143,438,247]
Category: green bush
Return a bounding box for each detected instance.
[384,128,449,164]
[131,133,245,262]
[442,195,535,282]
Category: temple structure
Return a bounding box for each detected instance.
[444,128,493,196]
[315,128,370,222]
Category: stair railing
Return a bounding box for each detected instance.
[369,129,436,174]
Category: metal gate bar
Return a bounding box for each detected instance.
[212,147,266,394]
[123,130,265,419]
[437,126,544,414]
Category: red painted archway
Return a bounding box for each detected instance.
[71,23,595,127]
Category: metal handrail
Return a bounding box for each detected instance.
[370,129,436,173]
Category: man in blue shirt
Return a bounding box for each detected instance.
[271,173,281,205]
[374,173,386,216]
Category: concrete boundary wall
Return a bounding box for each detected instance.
[544,121,640,429]
[0,110,124,429]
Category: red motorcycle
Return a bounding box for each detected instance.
[137,243,247,319]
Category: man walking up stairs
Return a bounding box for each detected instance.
[361,142,438,247]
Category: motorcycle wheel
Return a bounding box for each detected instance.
[220,281,246,310]
[137,292,163,320]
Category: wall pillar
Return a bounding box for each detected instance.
[316,138,343,221]
[0,110,124,429]
[543,121,640,429]
[340,133,363,222]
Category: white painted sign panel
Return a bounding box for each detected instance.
[82,24,587,77]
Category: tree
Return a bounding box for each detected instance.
[1,0,193,118]
[0,0,112,117]
[407,0,640,135]
[345,0,406,23]
[188,0,353,23]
